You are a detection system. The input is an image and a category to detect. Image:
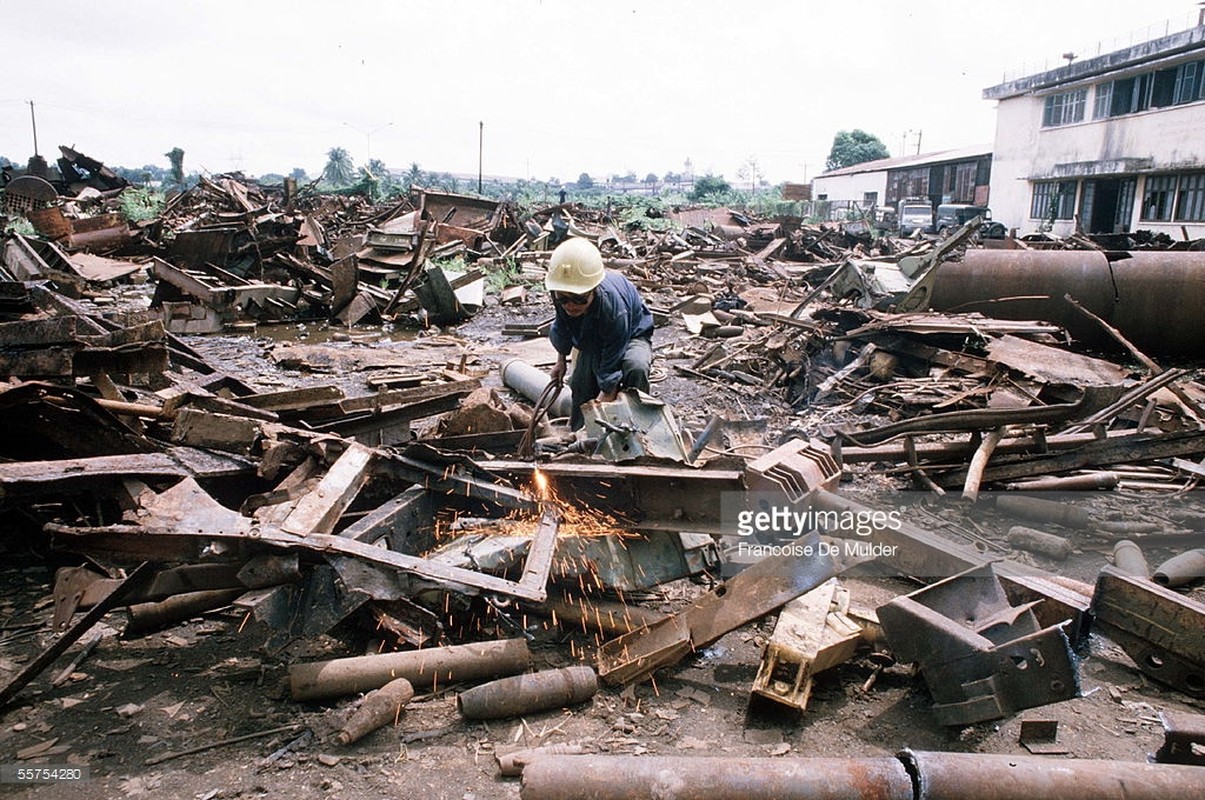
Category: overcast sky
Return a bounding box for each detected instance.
[3,1,1201,184]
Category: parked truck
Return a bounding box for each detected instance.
[896,199,933,237]
[935,203,1008,238]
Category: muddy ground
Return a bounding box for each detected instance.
[0,286,1202,799]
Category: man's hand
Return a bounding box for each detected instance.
[598,389,619,403]
[549,355,567,385]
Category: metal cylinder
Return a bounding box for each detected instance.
[531,594,669,637]
[520,755,912,800]
[125,589,245,636]
[906,749,1205,800]
[995,495,1090,529]
[1007,525,1073,560]
[1152,548,1205,588]
[1112,540,1150,578]
[928,250,1205,357]
[335,677,413,745]
[289,638,532,701]
[458,665,597,720]
[1007,472,1120,492]
[500,359,572,419]
[497,744,585,777]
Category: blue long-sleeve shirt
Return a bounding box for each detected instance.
[549,270,654,394]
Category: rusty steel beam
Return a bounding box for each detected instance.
[482,460,745,534]
[933,428,1205,489]
[1091,565,1205,697]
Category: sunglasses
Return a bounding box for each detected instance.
[553,290,593,306]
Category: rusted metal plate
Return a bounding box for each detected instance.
[878,563,1081,726]
[1155,711,1205,765]
[983,334,1131,386]
[597,530,836,685]
[482,460,745,534]
[1091,565,1205,697]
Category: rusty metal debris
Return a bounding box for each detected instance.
[1,141,1203,779]
[1091,565,1205,698]
[877,563,1081,726]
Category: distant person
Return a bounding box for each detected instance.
[545,238,654,429]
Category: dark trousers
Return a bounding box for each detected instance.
[568,337,652,429]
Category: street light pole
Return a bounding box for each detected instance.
[478,121,484,193]
[342,121,393,163]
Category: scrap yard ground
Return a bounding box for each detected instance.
[0,168,1203,799]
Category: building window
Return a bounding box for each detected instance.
[862,191,878,208]
[1174,173,1205,222]
[1042,88,1087,126]
[1173,60,1204,105]
[1141,175,1177,221]
[1093,83,1113,119]
[1094,61,1205,119]
[1030,181,1077,221]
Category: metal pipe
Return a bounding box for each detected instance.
[519,752,1205,800]
[1152,548,1205,588]
[520,754,913,800]
[928,250,1205,357]
[289,638,532,701]
[1006,472,1120,491]
[905,748,1205,800]
[457,665,597,720]
[501,359,572,419]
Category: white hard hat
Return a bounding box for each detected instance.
[546,237,604,293]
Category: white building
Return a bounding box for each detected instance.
[811,145,993,218]
[984,20,1205,238]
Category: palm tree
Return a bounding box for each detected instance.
[322,147,356,186]
[404,162,424,191]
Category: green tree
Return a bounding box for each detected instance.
[289,167,309,182]
[404,162,424,190]
[576,172,594,190]
[366,158,387,177]
[689,173,731,201]
[825,130,890,171]
[321,146,356,186]
[164,147,185,186]
[643,172,659,185]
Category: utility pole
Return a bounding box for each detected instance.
[28,100,39,156]
[478,121,484,194]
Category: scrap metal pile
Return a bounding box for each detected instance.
[1,147,1203,793]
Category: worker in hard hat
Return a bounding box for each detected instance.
[545,237,654,429]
